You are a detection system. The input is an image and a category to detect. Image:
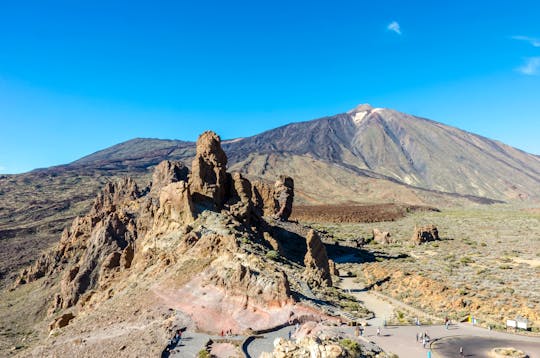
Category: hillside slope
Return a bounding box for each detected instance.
[2,104,538,285]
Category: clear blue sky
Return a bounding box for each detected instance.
[1,0,539,173]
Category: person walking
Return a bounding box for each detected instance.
[376,327,381,336]
[416,332,419,342]
[460,346,464,356]
[422,337,426,348]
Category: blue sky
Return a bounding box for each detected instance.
[1,0,539,173]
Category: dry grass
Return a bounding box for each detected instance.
[308,205,540,330]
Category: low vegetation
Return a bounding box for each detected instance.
[310,205,540,330]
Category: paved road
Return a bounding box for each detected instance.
[246,325,295,358]
[338,276,540,358]
[360,324,540,358]
[433,335,540,358]
[166,332,244,357]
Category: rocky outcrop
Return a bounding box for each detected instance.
[54,211,137,310]
[206,260,292,307]
[49,312,75,331]
[273,176,294,221]
[16,131,298,328]
[90,177,140,216]
[261,337,346,358]
[189,131,228,210]
[372,228,392,244]
[304,230,332,287]
[226,172,253,222]
[252,180,278,217]
[150,160,189,195]
[411,225,439,245]
[153,181,194,232]
[328,259,339,277]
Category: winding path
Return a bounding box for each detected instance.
[339,276,540,358]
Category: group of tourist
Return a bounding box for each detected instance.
[220,329,234,337]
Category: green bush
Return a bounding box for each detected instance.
[340,338,361,354]
[197,349,211,358]
[266,250,280,261]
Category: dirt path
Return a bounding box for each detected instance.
[339,277,393,327]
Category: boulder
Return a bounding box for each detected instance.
[372,228,392,244]
[49,312,75,331]
[412,225,439,245]
[189,131,228,209]
[304,230,332,287]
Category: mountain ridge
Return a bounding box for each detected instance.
[39,104,540,203]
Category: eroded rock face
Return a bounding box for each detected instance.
[206,261,292,307]
[226,172,253,222]
[273,176,294,221]
[304,230,332,287]
[150,160,189,195]
[189,131,228,209]
[17,178,141,312]
[16,133,298,328]
[372,228,392,244]
[91,177,140,216]
[411,225,439,245]
[153,181,194,232]
[252,180,278,217]
[55,211,137,310]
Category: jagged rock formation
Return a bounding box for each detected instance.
[150,160,189,195]
[153,181,195,233]
[372,228,392,244]
[411,225,439,245]
[226,172,253,223]
[16,131,299,330]
[273,176,294,221]
[17,178,140,288]
[189,131,229,209]
[304,230,332,287]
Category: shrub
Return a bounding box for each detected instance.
[197,350,211,358]
[266,250,280,261]
[340,338,361,354]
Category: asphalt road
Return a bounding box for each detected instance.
[432,336,540,358]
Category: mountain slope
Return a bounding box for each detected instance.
[222,104,540,201]
[2,104,537,286]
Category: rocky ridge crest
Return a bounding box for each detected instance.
[16,131,333,336]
